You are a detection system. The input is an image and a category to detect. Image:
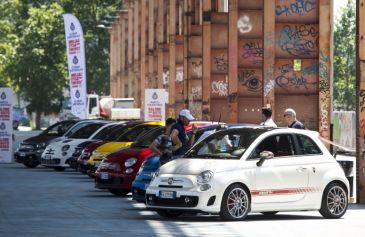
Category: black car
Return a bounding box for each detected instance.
[14,120,78,168]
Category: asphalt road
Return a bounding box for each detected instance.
[1,131,365,237]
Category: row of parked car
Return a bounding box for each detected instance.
[14,119,350,221]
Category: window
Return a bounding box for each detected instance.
[44,121,75,136]
[296,134,322,155]
[185,128,266,160]
[117,125,159,142]
[69,124,103,139]
[250,134,296,159]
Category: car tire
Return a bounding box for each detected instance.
[108,189,129,196]
[156,210,182,219]
[54,167,66,171]
[261,211,278,216]
[319,182,348,219]
[220,184,250,221]
[24,162,39,168]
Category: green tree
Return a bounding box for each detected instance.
[6,3,67,129]
[333,0,356,111]
[0,0,120,128]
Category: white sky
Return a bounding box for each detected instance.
[334,0,349,19]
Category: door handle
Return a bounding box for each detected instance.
[296,167,307,172]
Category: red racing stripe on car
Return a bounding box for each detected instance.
[251,187,321,196]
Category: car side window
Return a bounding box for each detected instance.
[250,134,296,159]
[296,134,322,155]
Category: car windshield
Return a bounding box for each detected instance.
[42,121,77,136]
[116,124,160,142]
[68,123,104,139]
[131,127,165,148]
[104,124,130,141]
[92,124,116,140]
[184,128,267,160]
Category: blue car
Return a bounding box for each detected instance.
[131,124,247,202]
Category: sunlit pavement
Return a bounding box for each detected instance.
[0,163,364,237]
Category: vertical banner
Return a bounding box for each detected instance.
[144,89,167,121]
[63,14,87,119]
[0,88,13,163]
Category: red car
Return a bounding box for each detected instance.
[77,121,142,174]
[95,124,220,196]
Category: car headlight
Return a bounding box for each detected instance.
[81,150,90,157]
[197,170,214,184]
[124,158,137,168]
[62,145,70,152]
[36,142,47,149]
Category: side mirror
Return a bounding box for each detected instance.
[256,151,274,167]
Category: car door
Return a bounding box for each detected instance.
[250,133,310,204]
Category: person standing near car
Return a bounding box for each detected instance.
[170,109,197,159]
[284,108,305,129]
[149,118,176,165]
[260,107,277,127]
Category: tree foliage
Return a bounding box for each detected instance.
[0,0,120,128]
[333,0,356,111]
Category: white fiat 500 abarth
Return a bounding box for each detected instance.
[145,127,349,221]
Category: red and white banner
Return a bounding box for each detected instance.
[0,88,13,163]
[63,14,87,119]
[144,89,168,121]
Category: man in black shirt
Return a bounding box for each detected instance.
[170,109,197,159]
[284,108,305,129]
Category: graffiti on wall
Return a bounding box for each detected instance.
[212,80,228,97]
[275,0,317,17]
[360,90,365,113]
[213,55,228,72]
[163,70,169,86]
[264,80,275,97]
[275,63,318,90]
[191,85,202,101]
[237,15,252,34]
[238,70,262,92]
[240,41,263,66]
[176,67,183,83]
[277,24,319,57]
[191,60,203,78]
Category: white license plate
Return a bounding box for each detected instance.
[159,191,176,199]
[44,155,51,159]
[20,153,26,157]
[100,172,109,180]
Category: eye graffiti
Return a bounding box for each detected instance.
[238,70,263,92]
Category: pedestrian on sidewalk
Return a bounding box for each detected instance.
[260,107,277,127]
[284,108,305,129]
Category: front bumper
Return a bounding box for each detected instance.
[145,175,221,214]
[14,151,41,164]
[94,172,136,190]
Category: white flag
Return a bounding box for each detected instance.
[63,14,87,119]
[0,88,13,163]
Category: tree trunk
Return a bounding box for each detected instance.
[35,111,42,130]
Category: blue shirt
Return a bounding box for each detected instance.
[171,119,187,156]
[289,120,305,129]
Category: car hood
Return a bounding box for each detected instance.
[95,141,133,154]
[23,134,56,145]
[106,147,151,162]
[159,158,241,175]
